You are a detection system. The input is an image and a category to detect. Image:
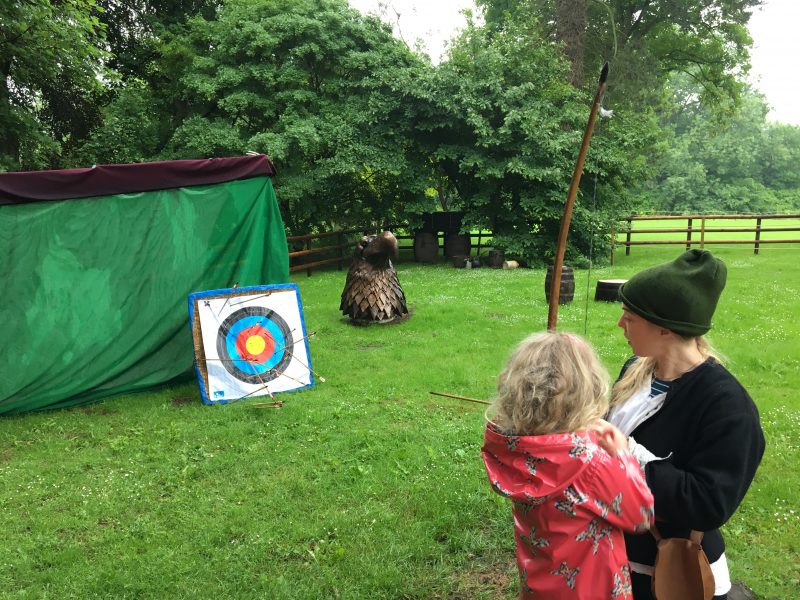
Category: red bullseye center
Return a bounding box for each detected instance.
[235,326,275,363]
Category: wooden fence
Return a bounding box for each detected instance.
[287,227,494,275]
[287,227,384,275]
[612,214,800,263]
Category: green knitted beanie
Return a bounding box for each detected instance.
[618,249,727,336]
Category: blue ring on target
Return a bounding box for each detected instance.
[225,316,287,373]
[216,307,293,384]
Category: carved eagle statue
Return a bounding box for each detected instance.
[340,231,409,324]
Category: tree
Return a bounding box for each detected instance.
[0,0,107,170]
[557,0,587,86]
[133,0,434,233]
[69,82,165,166]
[95,0,219,82]
[761,124,800,204]
[61,0,221,168]
[403,14,655,265]
[476,0,762,111]
[638,79,800,214]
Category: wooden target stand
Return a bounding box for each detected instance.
[594,279,627,302]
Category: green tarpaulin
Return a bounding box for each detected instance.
[0,156,289,415]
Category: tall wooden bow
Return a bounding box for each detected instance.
[547,62,609,331]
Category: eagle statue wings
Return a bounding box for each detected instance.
[340,231,409,325]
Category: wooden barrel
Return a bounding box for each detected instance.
[413,231,438,263]
[487,249,504,268]
[595,279,627,302]
[545,265,575,305]
[443,233,471,258]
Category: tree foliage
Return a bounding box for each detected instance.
[4,0,800,261]
[0,0,107,169]
[638,79,800,214]
[476,0,762,111]
[95,0,219,81]
[77,0,433,233]
[402,14,655,264]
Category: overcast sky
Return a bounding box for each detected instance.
[348,0,800,126]
[747,0,800,125]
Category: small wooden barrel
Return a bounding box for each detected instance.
[413,231,438,263]
[545,265,575,305]
[595,279,627,302]
[451,254,469,268]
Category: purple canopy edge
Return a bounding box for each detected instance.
[0,155,277,205]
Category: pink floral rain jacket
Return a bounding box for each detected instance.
[482,425,654,599]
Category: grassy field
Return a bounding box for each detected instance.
[1,246,798,599]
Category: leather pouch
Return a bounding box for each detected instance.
[651,527,715,600]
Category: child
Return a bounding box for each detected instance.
[482,332,654,599]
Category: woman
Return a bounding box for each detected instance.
[594,249,765,599]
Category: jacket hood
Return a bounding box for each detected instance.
[482,424,599,503]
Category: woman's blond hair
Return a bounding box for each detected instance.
[610,336,723,406]
[487,331,609,436]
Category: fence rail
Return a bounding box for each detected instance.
[287,227,384,275]
[287,227,493,275]
[612,214,800,262]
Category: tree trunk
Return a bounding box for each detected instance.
[556,0,587,87]
[0,57,20,163]
[436,176,449,211]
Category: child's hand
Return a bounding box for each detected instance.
[590,419,629,456]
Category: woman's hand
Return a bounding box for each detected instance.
[590,419,629,456]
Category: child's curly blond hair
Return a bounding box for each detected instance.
[488,331,609,436]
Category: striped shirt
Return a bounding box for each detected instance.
[650,377,671,398]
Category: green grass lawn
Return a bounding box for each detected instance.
[1,247,798,599]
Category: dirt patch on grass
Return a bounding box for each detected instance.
[448,555,516,599]
[78,404,115,416]
[356,342,386,351]
[171,395,194,407]
[485,312,508,320]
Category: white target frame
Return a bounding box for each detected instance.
[188,283,314,404]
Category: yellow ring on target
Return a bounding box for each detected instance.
[246,335,267,355]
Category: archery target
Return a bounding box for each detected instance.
[216,306,292,384]
[189,284,314,404]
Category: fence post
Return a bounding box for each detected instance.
[625,216,632,256]
[338,232,345,270]
[610,222,616,265]
[686,218,693,250]
[700,218,706,249]
[305,238,312,277]
[754,217,762,255]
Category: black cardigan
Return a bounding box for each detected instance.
[615,358,765,566]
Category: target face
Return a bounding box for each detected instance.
[189,284,313,404]
[216,306,293,384]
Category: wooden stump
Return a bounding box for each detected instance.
[594,279,627,302]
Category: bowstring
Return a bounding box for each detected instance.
[583,168,598,335]
[583,105,607,335]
